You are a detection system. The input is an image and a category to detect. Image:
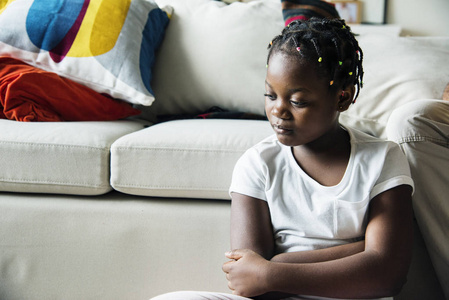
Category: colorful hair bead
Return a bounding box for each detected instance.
[339,61,343,66]
[296,47,301,52]
[329,80,334,86]
[349,72,353,76]
[318,57,323,63]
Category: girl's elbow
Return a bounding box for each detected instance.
[369,257,411,297]
[385,278,407,297]
[371,250,412,297]
[376,270,409,297]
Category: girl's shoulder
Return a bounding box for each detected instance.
[346,126,410,174]
[250,134,287,157]
[239,134,289,168]
[346,126,400,150]
[253,134,279,149]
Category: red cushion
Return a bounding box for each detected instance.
[0,57,141,122]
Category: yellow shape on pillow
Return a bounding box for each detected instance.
[67,0,132,58]
[0,0,16,14]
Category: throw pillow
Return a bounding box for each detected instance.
[0,0,170,106]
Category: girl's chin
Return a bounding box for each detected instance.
[275,133,300,147]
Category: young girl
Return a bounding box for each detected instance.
[152,18,414,300]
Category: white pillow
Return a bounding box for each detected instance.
[341,35,449,138]
[152,0,283,116]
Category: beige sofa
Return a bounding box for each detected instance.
[0,0,448,299]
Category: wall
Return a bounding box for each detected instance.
[387,0,449,36]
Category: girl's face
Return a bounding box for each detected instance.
[265,52,345,148]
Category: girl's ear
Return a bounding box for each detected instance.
[337,85,355,112]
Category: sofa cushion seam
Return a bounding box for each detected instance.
[112,183,227,191]
[112,147,245,153]
[0,140,110,151]
[0,178,109,187]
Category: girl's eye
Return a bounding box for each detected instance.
[264,93,276,100]
[290,100,308,107]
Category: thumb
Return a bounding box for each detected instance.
[225,249,246,260]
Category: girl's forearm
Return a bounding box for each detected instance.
[250,241,365,300]
[266,249,405,299]
[270,240,365,264]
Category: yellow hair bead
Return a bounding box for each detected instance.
[318,57,323,63]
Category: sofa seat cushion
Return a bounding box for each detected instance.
[0,120,145,195]
[111,119,273,200]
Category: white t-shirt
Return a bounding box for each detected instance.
[229,126,414,254]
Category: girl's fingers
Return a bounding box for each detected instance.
[225,249,247,260]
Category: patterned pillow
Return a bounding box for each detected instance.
[0,0,170,106]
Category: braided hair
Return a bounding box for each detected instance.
[267,18,364,103]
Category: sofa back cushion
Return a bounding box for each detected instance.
[152,0,283,116]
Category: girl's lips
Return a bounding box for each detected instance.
[272,124,293,134]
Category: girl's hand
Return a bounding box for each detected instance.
[222,249,271,298]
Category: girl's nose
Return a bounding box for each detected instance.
[272,99,291,120]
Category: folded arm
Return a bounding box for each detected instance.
[224,185,413,299]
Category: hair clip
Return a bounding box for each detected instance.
[296,47,301,52]
[318,57,323,63]
[329,80,334,86]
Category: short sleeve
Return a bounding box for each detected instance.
[229,147,268,201]
[370,142,414,199]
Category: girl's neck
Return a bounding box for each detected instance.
[294,123,349,156]
[291,124,351,186]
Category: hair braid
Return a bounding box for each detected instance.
[267,17,364,103]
